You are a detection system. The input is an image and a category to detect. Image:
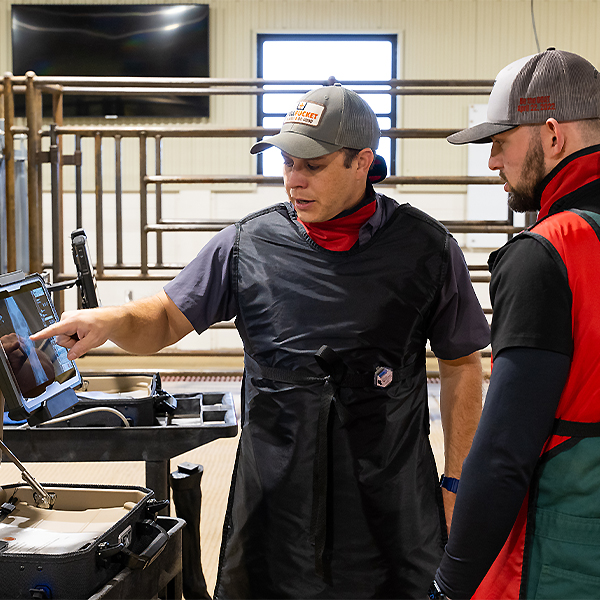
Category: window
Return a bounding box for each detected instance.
[257,34,397,176]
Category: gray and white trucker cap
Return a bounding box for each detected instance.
[251,84,380,158]
[448,48,600,145]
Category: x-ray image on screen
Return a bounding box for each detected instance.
[0,296,54,397]
[0,280,77,400]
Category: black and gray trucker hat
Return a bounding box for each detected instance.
[448,48,600,145]
[251,84,381,158]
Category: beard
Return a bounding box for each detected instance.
[503,134,546,213]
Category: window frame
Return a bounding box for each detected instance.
[256,33,397,176]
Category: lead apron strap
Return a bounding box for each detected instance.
[244,347,411,581]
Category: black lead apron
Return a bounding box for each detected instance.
[215,202,449,599]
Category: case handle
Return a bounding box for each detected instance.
[122,519,169,569]
[97,541,126,564]
[97,519,169,570]
[145,498,170,515]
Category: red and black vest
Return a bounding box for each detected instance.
[475,151,600,599]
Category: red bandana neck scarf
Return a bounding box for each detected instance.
[298,200,377,251]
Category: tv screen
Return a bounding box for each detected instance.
[11,4,210,118]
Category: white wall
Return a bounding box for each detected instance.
[5,0,600,191]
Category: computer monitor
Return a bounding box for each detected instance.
[0,271,80,425]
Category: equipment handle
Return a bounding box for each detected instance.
[0,440,55,508]
[119,519,169,570]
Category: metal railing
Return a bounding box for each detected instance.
[1,73,531,369]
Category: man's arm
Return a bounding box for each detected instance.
[435,348,570,598]
[35,224,239,360]
[30,290,193,360]
[437,351,484,530]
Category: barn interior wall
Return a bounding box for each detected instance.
[1,0,597,351]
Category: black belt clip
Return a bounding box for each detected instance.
[314,345,347,386]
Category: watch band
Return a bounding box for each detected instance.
[428,579,447,599]
[440,474,459,494]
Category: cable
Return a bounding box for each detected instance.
[531,0,541,53]
[17,406,131,429]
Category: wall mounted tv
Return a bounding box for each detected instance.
[11,4,209,118]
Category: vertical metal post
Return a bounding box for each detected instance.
[49,124,63,314]
[115,134,123,266]
[75,135,82,229]
[3,74,16,274]
[0,79,3,275]
[95,132,104,277]
[0,119,5,275]
[52,90,64,280]
[140,132,148,275]
[0,392,4,455]
[51,93,65,312]
[145,460,170,515]
[525,211,537,228]
[155,134,163,267]
[35,90,43,272]
[507,207,514,240]
[25,71,42,274]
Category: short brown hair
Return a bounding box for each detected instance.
[577,118,600,144]
[342,148,361,168]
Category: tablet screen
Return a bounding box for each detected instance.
[0,275,80,414]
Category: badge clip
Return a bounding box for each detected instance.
[374,366,393,388]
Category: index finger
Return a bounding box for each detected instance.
[30,320,77,342]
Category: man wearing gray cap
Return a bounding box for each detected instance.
[431,49,600,600]
[33,85,489,598]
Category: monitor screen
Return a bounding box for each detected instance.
[11,4,210,118]
[0,273,80,421]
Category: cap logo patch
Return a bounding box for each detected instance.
[518,95,555,113]
[284,101,325,127]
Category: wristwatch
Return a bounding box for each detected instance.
[428,579,447,599]
[440,474,459,494]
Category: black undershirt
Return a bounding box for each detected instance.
[489,236,573,358]
[436,233,574,598]
[436,347,570,599]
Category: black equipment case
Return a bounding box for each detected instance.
[0,269,233,598]
[47,373,177,428]
[0,482,171,599]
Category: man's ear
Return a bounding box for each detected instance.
[542,118,566,159]
[356,148,374,176]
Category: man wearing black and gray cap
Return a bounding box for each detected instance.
[33,85,489,599]
[432,49,600,600]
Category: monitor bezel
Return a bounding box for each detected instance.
[0,272,81,423]
[10,3,210,119]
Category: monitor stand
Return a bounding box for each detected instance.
[27,387,79,427]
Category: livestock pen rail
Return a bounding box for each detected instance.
[0,73,526,375]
